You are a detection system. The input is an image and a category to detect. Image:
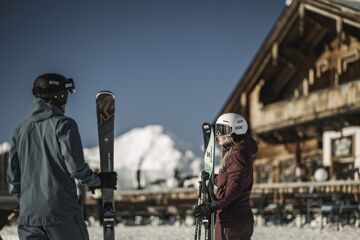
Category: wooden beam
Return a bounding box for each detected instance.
[304,3,360,30]
[344,18,360,29]
[306,0,360,21]
[299,3,305,36]
[254,180,360,190]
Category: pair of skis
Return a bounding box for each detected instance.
[195,123,216,240]
[96,93,216,240]
[96,91,116,240]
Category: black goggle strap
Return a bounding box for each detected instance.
[215,124,233,136]
[32,86,54,97]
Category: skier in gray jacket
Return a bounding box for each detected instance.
[7,73,117,240]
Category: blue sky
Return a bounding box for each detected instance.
[0,0,285,149]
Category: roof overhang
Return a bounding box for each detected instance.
[216,0,360,121]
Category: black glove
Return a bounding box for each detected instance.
[193,202,217,219]
[98,171,118,190]
[88,185,99,194]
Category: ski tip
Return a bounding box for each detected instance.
[96,90,115,99]
[202,122,213,129]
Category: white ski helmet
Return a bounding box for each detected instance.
[215,113,248,136]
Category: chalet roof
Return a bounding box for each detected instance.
[330,0,360,11]
[217,0,360,120]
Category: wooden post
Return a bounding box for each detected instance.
[272,43,278,66]
[336,17,343,49]
[299,3,305,36]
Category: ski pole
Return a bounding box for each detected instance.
[195,178,203,240]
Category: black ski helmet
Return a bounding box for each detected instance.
[32,73,75,106]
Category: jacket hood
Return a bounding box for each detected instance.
[235,135,258,158]
[28,98,64,122]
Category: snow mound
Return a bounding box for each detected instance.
[0,142,11,155]
[84,125,201,189]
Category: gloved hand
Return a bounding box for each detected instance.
[89,171,118,193]
[193,202,217,219]
[88,185,98,194]
[98,171,118,190]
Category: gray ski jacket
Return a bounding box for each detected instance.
[7,98,100,226]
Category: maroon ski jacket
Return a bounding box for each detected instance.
[214,135,258,229]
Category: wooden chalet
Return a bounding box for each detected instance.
[218,0,360,186]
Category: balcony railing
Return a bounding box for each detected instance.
[251,80,360,133]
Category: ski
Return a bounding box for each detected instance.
[96,91,115,240]
[195,123,216,240]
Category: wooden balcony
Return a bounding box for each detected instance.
[250,80,360,135]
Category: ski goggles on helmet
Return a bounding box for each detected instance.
[32,74,75,96]
[64,78,75,93]
[215,124,233,136]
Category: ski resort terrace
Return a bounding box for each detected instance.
[81,180,360,223]
[1,180,360,227]
[252,180,360,195]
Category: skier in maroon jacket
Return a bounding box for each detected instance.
[194,113,258,240]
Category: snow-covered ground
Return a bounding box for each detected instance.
[1,224,360,240]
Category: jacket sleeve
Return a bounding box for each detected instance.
[57,118,100,187]
[7,135,21,202]
[214,153,246,209]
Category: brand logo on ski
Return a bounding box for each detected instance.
[97,96,115,127]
